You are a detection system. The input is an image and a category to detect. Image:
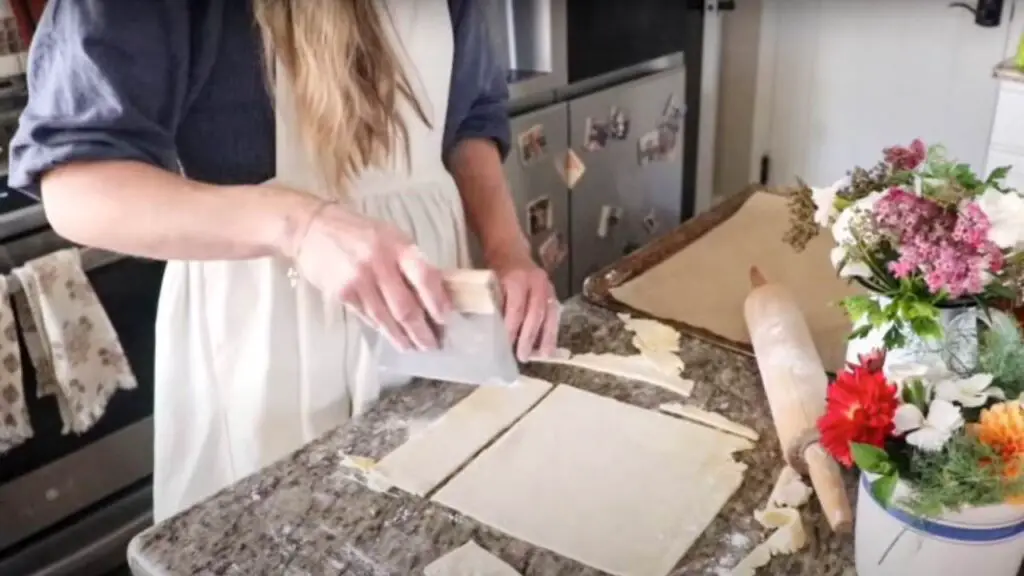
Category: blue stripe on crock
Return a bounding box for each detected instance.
[862,475,1024,544]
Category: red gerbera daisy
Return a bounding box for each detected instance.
[818,353,899,467]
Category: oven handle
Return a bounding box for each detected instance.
[5,247,131,296]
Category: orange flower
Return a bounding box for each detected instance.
[973,401,1024,502]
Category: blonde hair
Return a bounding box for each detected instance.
[253,0,429,196]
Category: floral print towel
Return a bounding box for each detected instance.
[0,275,30,453]
[13,248,136,435]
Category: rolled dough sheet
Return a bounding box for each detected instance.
[617,313,681,353]
[607,191,862,373]
[433,385,752,576]
[374,376,553,496]
[657,402,760,443]
[424,541,520,576]
[530,350,694,398]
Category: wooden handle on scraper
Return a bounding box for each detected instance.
[442,269,502,315]
[743,267,853,533]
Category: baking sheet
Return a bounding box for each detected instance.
[584,188,862,373]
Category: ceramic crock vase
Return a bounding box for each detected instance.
[844,293,990,375]
[855,474,1024,576]
[848,294,1024,575]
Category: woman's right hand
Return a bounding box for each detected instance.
[285,200,452,351]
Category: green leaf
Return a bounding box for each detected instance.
[851,442,893,474]
[871,474,899,508]
[909,317,943,341]
[985,283,1017,301]
[843,295,878,323]
[848,324,873,341]
[907,300,939,320]
[901,379,931,413]
[987,165,1012,184]
[882,326,906,349]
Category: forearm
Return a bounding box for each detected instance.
[449,139,529,262]
[40,160,320,261]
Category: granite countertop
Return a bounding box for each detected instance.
[128,298,857,576]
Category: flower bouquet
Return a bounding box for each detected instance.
[820,326,1024,575]
[784,140,1024,368]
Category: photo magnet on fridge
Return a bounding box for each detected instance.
[661,94,684,128]
[555,149,586,189]
[597,205,624,239]
[643,209,659,234]
[517,124,548,166]
[584,116,610,151]
[525,196,554,237]
[609,106,630,140]
[538,231,568,272]
[637,129,667,166]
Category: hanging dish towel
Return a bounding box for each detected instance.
[13,248,137,435]
[0,275,30,453]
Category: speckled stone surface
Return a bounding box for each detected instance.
[128,298,858,576]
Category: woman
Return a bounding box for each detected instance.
[10,0,560,522]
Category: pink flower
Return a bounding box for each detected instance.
[883,139,927,171]
[872,189,1002,298]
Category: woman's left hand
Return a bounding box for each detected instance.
[488,250,560,362]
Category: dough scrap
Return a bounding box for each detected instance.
[618,313,682,353]
[424,541,520,576]
[766,466,812,509]
[339,455,394,493]
[374,376,553,496]
[434,385,751,576]
[530,349,694,398]
[658,402,760,442]
[728,508,807,576]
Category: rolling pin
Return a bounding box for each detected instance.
[743,267,853,533]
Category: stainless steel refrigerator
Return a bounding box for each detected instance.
[474,0,686,299]
[499,67,685,297]
[564,68,685,290]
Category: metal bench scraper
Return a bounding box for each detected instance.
[376,269,519,387]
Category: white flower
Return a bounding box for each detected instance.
[883,352,950,389]
[893,399,964,452]
[829,246,872,278]
[934,373,1005,408]
[976,189,1024,250]
[810,177,849,227]
[829,191,884,278]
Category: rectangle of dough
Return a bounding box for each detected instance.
[433,385,752,576]
[424,541,520,576]
[374,376,553,496]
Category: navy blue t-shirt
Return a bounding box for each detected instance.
[8,0,511,194]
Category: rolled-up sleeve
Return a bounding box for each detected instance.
[442,0,511,166]
[8,0,190,196]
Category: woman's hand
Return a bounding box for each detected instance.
[487,247,560,362]
[285,200,452,352]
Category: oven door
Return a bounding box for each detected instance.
[0,227,163,575]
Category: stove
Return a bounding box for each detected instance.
[0,173,162,576]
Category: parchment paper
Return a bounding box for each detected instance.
[609,192,862,372]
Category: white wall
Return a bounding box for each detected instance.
[713,0,1024,200]
[712,0,763,201]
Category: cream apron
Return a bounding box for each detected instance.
[152,0,469,522]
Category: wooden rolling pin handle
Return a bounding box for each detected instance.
[804,443,854,533]
[784,427,822,475]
